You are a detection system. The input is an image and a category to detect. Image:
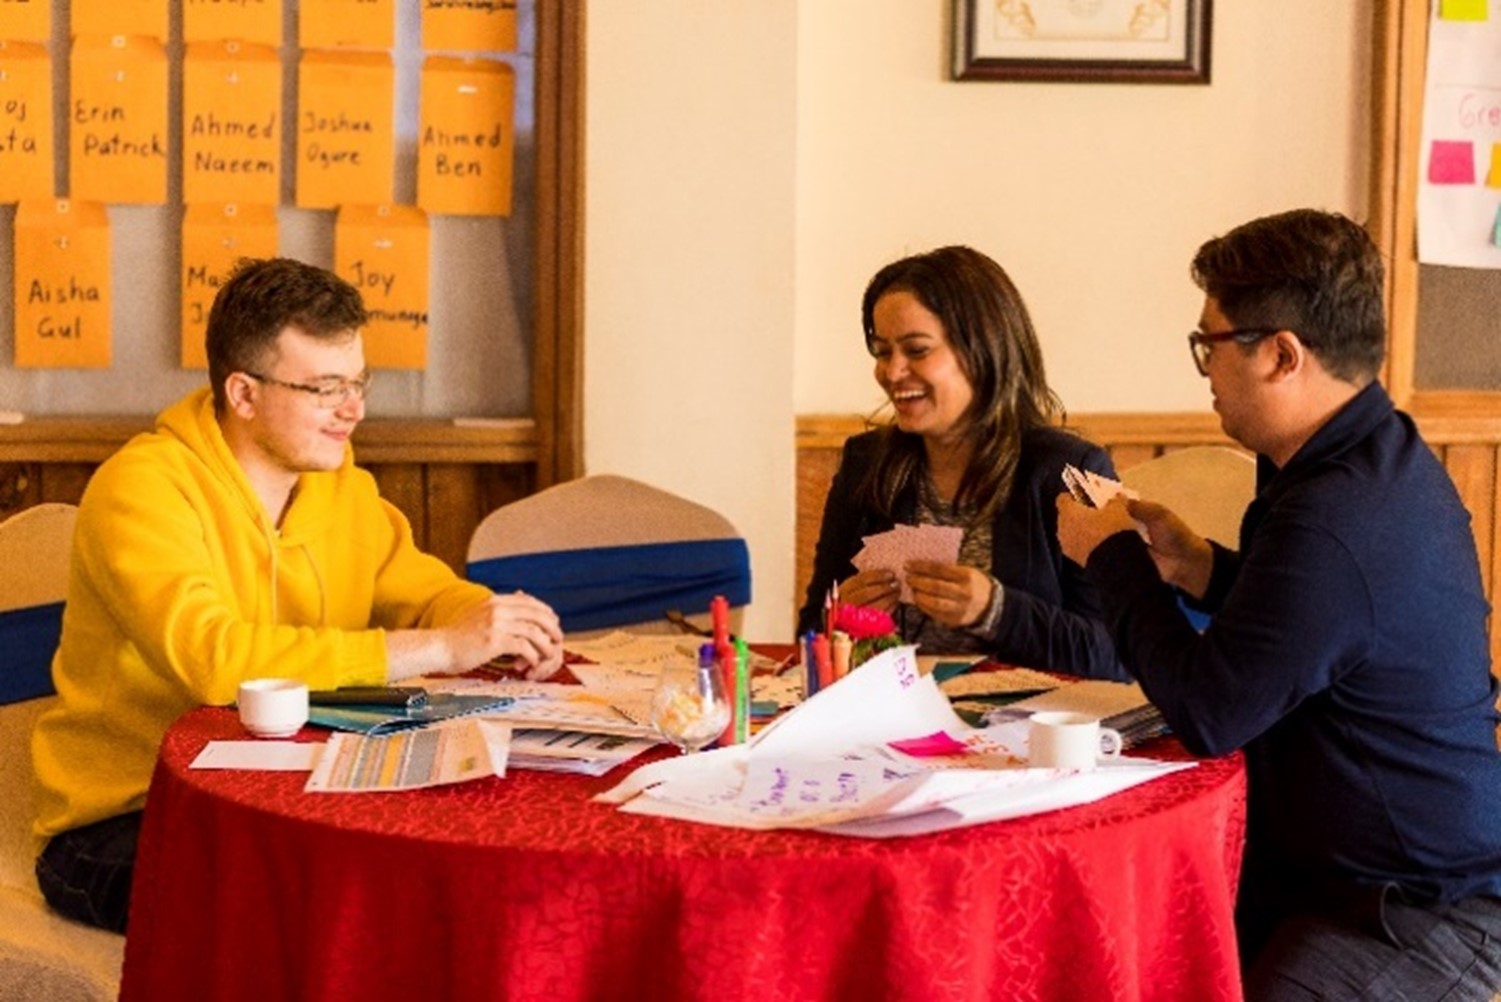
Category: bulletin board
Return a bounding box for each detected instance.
[0,0,538,419]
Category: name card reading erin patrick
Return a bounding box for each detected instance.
[418,57,514,217]
[183,42,280,206]
[0,0,50,43]
[180,203,277,368]
[184,0,279,47]
[421,0,516,53]
[69,35,169,205]
[300,0,394,51]
[72,0,166,43]
[0,42,54,201]
[336,204,429,369]
[13,199,111,368]
[297,51,394,209]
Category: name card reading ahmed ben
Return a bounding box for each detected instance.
[418,57,514,217]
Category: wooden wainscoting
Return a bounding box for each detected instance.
[796,411,1501,674]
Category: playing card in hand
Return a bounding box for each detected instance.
[852,524,964,603]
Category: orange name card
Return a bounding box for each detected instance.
[336,204,430,369]
[0,42,54,202]
[13,199,112,368]
[296,51,394,209]
[0,0,50,43]
[183,42,281,206]
[72,0,167,42]
[417,57,514,217]
[69,36,169,205]
[184,0,280,47]
[422,0,516,52]
[180,203,278,368]
[300,0,394,50]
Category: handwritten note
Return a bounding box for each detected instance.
[180,203,278,368]
[0,42,54,201]
[13,199,112,368]
[183,42,281,206]
[296,51,394,209]
[418,56,515,216]
[335,204,429,369]
[69,35,169,205]
[422,0,517,52]
[0,0,50,43]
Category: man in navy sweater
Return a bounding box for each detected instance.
[1057,209,1501,1000]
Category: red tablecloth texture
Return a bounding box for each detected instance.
[120,707,1246,1002]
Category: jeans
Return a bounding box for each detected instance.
[1243,882,1501,1001]
[34,811,141,934]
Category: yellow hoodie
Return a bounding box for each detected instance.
[32,388,493,839]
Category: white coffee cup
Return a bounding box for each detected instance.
[1028,711,1123,770]
[237,678,309,739]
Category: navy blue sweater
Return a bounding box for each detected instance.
[1087,382,1501,905]
[799,425,1126,680]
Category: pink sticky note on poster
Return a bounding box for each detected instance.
[1440,0,1488,20]
[889,731,970,757]
[1429,141,1476,184]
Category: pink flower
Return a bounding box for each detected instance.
[834,603,897,640]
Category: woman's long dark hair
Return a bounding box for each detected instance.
[859,245,1062,521]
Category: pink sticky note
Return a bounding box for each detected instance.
[889,730,970,757]
[1429,140,1477,184]
[1440,0,1488,20]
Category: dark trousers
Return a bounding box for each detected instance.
[34,811,141,935]
[1241,882,1501,1001]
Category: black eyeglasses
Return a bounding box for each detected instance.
[243,371,373,410]
[1186,328,1283,377]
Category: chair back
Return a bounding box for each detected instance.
[467,475,751,635]
[1119,446,1256,548]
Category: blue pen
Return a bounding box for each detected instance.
[802,630,820,699]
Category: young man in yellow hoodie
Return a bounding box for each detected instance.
[31,257,564,933]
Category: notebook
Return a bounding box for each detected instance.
[307,693,514,736]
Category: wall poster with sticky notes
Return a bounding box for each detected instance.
[296,51,395,209]
[0,41,54,202]
[417,57,515,217]
[13,199,112,368]
[69,35,170,205]
[1418,0,1501,267]
[182,41,281,206]
[335,205,429,370]
[180,203,279,368]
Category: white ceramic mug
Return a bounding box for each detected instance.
[237,679,309,739]
[1028,711,1123,770]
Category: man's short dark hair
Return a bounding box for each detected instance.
[206,258,368,412]
[1191,209,1386,383]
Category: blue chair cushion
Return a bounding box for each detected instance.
[1,601,62,704]
[467,538,751,634]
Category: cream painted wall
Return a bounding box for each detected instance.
[585,1,1373,639]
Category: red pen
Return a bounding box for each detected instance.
[710,594,730,657]
[814,634,833,691]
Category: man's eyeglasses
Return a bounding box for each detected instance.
[1187,328,1283,377]
[243,371,373,410]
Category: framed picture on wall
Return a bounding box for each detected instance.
[952,0,1213,84]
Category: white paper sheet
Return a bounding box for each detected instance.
[190,740,322,771]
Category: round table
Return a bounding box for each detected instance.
[120,707,1247,1002]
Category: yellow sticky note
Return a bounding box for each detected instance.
[422,0,516,52]
[183,42,281,206]
[0,0,51,44]
[300,0,394,50]
[72,0,167,41]
[0,42,55,202]
[180,203,279,368]
[296,51,394,209]
[335,205,430,370]
[69,35,170,205]
[14,199,112,369]
[184,0,281,46]
[418,57,515,217]
[1488,143,1501,189]
[1440,0,1488,19]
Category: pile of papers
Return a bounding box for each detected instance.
[598,646,1193,838]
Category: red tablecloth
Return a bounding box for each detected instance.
[120,708,1246,1002]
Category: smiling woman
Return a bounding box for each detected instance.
[797,245,1126,680]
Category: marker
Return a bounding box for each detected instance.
[831,631,852,680]
[710,594,730,657]
[802,630,820,699]
[734,637,751,743]
[814,633,833,692]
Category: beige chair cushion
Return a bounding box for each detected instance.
[1119,446,1256,548]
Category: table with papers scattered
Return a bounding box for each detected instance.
[120,642,1248,1002]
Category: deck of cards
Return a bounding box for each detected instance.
[851,524,964,603]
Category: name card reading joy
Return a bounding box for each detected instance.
[70,35,169,205]
[0,0,51,44]
[180,202,277,368]
[297,51,394,209]
[418,56,514,216]
[0,42,54,201]
[13,199,112,368]
[183,41,280,205]
[336,204,430,369]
